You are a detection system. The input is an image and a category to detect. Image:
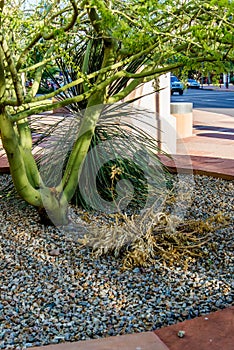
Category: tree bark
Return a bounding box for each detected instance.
[0,109,70,226]
[0,108,42,207]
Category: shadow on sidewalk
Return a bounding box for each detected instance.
[196,133,234,140]
[194,125,234,133]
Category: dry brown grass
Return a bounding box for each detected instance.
[79,208,230,270]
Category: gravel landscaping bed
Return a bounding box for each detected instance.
[0,174,233,349]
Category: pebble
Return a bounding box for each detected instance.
[49,249,61,256]
[0,174,233,349]
[177,330,185,338]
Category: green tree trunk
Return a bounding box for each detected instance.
[0,108,42,207]
[0,108,69,225]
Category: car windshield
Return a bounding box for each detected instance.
[171,76,179,82]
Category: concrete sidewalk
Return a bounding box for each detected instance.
[201,83,234,92]
[161,108,234,180]
[180,108,234,160]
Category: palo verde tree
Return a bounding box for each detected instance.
[0,0,233,225]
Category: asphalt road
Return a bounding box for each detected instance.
[171,88,234,116]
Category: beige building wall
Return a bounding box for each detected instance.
[123,73,177,154]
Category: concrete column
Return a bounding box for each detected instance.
[155,74,176,154]
[170,102,193,139]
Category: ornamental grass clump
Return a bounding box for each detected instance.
[81,209,230,270]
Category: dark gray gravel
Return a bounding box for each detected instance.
[0,174,233,349]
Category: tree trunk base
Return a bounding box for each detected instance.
[37,207,69,226]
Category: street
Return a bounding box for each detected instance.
[171,88,234,116]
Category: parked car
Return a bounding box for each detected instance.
[170,75,184,95]
[187,79,200,89]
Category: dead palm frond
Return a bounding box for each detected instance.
[81,209,230,270]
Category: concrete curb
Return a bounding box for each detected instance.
[201,85,234,92]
